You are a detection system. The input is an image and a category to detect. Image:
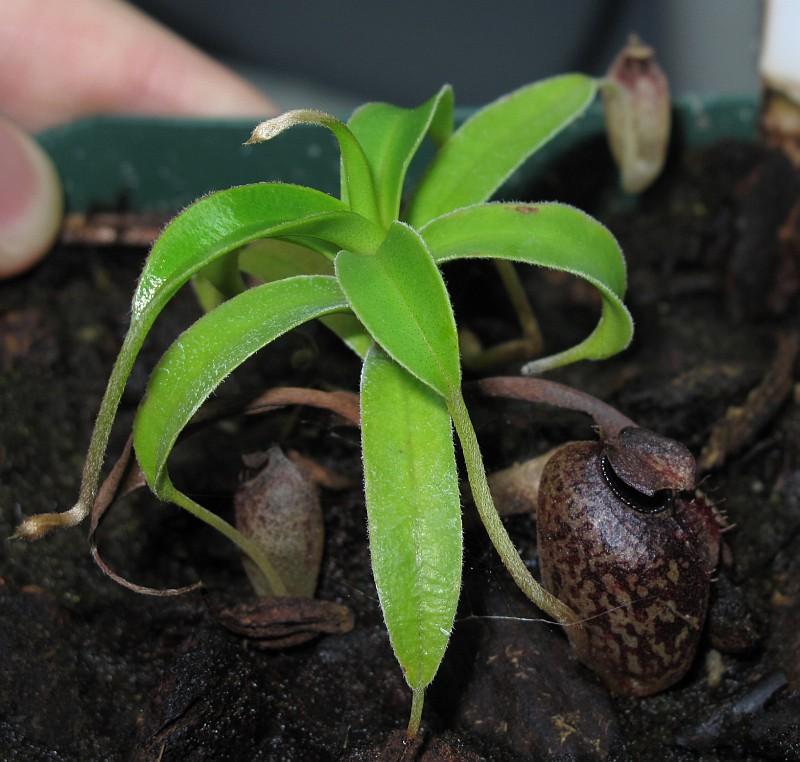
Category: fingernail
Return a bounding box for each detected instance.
[0,118,63,278]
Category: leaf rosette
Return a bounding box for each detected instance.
[17,73,633,736]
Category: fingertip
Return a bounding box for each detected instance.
[0,118,63,279]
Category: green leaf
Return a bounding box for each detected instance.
[360,346,461,697]
[407,74,597,227]
[132,275,348,594]
[192,250,246,312]
[134,184,381,326]
[70,183,382,527]
[240,239,372,358]
[348,85,454,226]
[335,221,460,397]
[239,238,335,280]
[247,110,381,224]
[134,275,347,488]
[421,202,633,372]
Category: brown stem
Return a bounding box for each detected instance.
[474,376,637,438]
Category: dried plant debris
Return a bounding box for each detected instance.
[60,211,168,248]
[486,451,555,517]
[286,449,355,491]
[246,385,360,426]
[213,596,354,649]
[674,671,788,751]
[761,91,800,169]
[234,446,324,598]
[770,199,800,315]
[726,151,800,321]
[89,436,201,596]
[0,309,46,370]
[699,332,799,472]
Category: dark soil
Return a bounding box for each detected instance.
[1,138,799,761]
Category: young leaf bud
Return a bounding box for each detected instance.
[602,35,671,193]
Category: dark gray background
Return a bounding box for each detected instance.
[133,0,761,111]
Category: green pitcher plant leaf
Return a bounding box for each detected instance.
[348,84,454,227]
[239,238,336,280]
[360,346,461,734]
[134,274,348,493]
[240,239,372,358]
[336,221,461,398]
[133,275,349,595]
[247,110,381,225]
[133,184,381,322]
[22,183,382,540]
[420,202,633,373]
[192,250,247,312]
[407,74,597,227]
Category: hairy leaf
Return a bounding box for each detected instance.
[421,202,633,372]
[134,275,347,490]
[407,74,597,227]
[240,239,372,357]
[68,185,380,530]
[247,110,380,223]
[127,276,346,595]
[132,275,348,594]
[239,238,335,280]
[336,222,460,397]
[192,250,246,311]
[348,85,453,226]
[134,184,380,326]
[360,346,461,694]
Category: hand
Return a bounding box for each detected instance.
[0,0,275,278]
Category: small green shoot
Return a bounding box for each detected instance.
[16,74,633,736]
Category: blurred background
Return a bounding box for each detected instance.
[134,0,762,113]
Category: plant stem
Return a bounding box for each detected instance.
[164,484,289,597]
[13,330,140,540]
[493,260,543,354]
[447,391,583,632]
[460,332,542,372]
[458,262,543,371]
[407,687,425,738]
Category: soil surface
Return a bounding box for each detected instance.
[1,139,799,761]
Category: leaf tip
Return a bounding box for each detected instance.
[245,109,336,145]
[12,501,89,541]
